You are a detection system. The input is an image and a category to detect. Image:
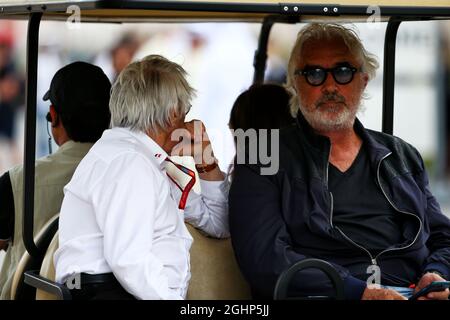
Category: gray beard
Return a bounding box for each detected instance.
[299,102,359,132]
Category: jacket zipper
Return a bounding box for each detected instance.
[372,152,423,262]
[328,152,423,266]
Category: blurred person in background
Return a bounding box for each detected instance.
[229,83,294,132]
[0,29,24,173]
[94,32,141,83]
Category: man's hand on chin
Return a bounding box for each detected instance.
[171,119,224,181]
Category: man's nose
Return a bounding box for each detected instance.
[321,72,338,93]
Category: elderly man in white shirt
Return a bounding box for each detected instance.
[54,55,229,300]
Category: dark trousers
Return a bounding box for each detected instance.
[70,273,136,300]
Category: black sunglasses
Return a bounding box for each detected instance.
[294,65,359,86]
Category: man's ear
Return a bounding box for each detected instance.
[169,108,178,123]
[169,107,184,127]
[362,73,369,89]
[49,105,59,128]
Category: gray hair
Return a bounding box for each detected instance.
[110,54,195,133]
[286,23,379,116]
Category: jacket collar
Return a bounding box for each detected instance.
[353,118,392,170]
[295,111,392,171]
[57,140,93,156]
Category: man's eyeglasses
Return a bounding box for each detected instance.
[294,65,359,86]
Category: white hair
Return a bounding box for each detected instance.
[286,23,379,117]
[110,54,195,133]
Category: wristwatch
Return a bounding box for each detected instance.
[195,162,218,173]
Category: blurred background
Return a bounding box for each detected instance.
[0,19,450,263]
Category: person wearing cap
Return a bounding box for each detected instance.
[0,61,111,299]
[54,55,229,300]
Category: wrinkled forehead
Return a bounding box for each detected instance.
[297,37,360,68]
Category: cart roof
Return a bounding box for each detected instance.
[0,0,449,22]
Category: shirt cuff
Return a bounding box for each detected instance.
[343,275,367,300]
[423,262,450,280]
[199,176,228,202]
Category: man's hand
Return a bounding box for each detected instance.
[0,239,9,251]
[171,120,224,181]
[361,286,407,300]
[414,272,449,300]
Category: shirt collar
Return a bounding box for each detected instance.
[115,127,168,170]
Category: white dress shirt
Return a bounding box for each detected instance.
[171,169,230,239]
[54,127,228,300]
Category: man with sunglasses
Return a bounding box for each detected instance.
[229,23,450,300]
[0,62,111,299]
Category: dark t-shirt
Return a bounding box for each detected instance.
[329,144,404,255]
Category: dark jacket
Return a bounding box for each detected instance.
[229,114,450,300]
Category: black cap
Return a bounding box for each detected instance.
[43,61,111,114]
